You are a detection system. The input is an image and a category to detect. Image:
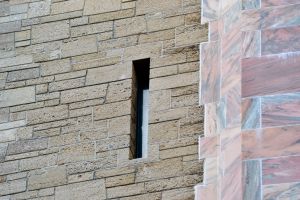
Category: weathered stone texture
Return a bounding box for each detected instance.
[83,0,121,15]
[32,20,70,44]
[0,0,204,199]
[55,180,106,200]
[0,87,35,108]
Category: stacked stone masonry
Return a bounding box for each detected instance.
[197,0,300,199]
[0,0,207,200]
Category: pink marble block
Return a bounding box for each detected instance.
[262,26,300,55]
[263,182,300,199]
[242,30,261,58]
[262,92,300,127]
[220,127,241,173]
[263,156,300,185]
[242,52,300,97]
[195,184,218,200]
[200,41,221,104]
[242,125,300,159]
[241,98,261,130]
[199,136,219,159]
[241,4,300,31]
[220,160,243,200]
[261,0,300,8]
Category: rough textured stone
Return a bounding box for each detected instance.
[7,138,48,155]
[114,16,147,38]
[136,0,182,15]
[32,20,70,44]
[0,179,26,196]
[7,68,39,82]
[0,160,19,175]
[28,0,51,18]
[28,166,67,190]
[0,86,35,108]
[58,142,95,164]
[107,183,145,199]
[55,180,106,200]
[86,63,131,85]
[27,105,69,125]
[83,0,121,15]
[51,0,84,15]
[61,84,107,104]
[61,36,97,58]
[40,58,71,76]
[93,100,131,120]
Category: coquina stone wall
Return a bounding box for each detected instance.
[0,0,207,199]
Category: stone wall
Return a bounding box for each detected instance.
[0,0,207,199]
[196,0,300,199]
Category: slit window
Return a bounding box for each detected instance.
[131,58,150,159]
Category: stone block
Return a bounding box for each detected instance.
[162,188,194,200]
[120,193,161,200]
[150,72,198,91]
[0,33,14,52]
[61,36,97,58]
[160,145,198,159]
[0,129,16,143]
[93,100,131,120]
[7,138,48,155]
[40,58,71,76]
[0,86,35,108]
[0,108,9,123]
[98,35,138,51]
[19,154,57,171]
[136,158,183,182]
[95,166,135,178]
[51,0,84,15]
[107,183,145,199]
[55,179,106,200]
[15,30,31,42]
[27,105,69,125]
[89,9,135,23]
[147,16,184,32]
[0,21,21,34]
[149,120,178,143]
[83,0,121,15]
[0,54,32,68]
[106,79,132,103]
[58,142,95,164]
[0,144,7,162]
[68,172,94,183]
[7,68,39,82]
[96,135,131,152]
[0,160,18,175]
[70,21,113,37]
[105,174,135,187]
[108,115,131,137]
[114,16,146,38]
[32,20,70,44]
[0,120,26,131]
[0,179,26,196]
[149,90,171,111]
[86,63,131,85]
[175,24,208,46]
[55,70,86,81]
[28,0,51,18]
[49,77,85,92]
[136,0,182,15]
[28,166,67,190]
[61,84,107,104]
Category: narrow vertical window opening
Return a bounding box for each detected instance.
[131,58,150,159]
